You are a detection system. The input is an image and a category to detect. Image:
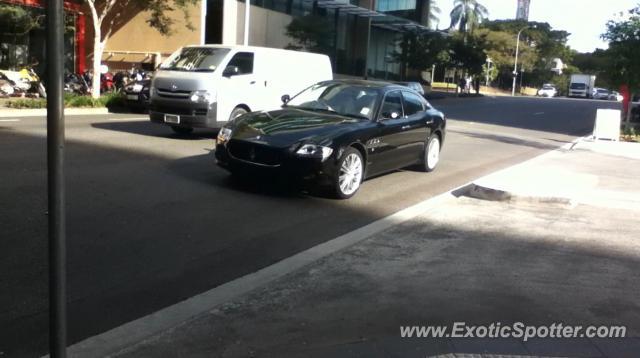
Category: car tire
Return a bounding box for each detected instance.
[171,126,193,135]
[229,107,248,121]
[332,147,364,199]
[419,134,441,172]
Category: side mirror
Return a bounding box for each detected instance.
[223,65,239,77]
[281,94,290,105]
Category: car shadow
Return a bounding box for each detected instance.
[91,121,219,140]
[166,151,323,200]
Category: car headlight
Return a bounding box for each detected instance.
[296,144,333,161]
[190,90,215,103]
[216,127,232,145]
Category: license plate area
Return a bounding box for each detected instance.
[126,94,139,100]
[164,114,180,124]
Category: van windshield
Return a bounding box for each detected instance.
[570,83,586,90]
[160,47,230,72]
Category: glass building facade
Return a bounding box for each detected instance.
[236,0,431,79]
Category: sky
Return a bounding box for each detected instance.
[435,0,638,53]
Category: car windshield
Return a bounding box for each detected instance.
[570,83,586,90]
[597,89,608,94]
[160,47,230,72]
[542,86,554,90]
[286,83,380,120]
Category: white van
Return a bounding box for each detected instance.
[149,45,333,133]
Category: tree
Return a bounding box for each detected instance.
[449,31,486,76]
[479,20,574,89]
[391,29,450,80]
[449,0,489,33]
[285,14,335,56]
[85,0,198,98]
[0,4,42,68]
[602,4,640,113]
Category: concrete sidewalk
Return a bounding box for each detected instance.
[77,140,640,358]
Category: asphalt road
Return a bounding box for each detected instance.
[0,95,621,357]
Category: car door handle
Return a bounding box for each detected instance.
[401,125,411,130]
[250,80,256,85]
[425,120,434,124]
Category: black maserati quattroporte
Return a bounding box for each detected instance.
[215,80,446,199]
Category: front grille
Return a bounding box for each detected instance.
[228,140,282,166]
[157,89,191,98]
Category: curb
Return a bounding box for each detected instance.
[0,107,111,117]
[454,183,573,205]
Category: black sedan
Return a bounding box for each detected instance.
[215,80,446,199]
[123,79,151,112]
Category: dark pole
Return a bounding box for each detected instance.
[46,0,67,357]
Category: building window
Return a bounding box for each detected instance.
[376,0,416,12]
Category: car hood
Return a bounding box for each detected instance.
[230,108,366,148]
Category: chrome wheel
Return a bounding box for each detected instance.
[426,136,440,171]
[338,152,363,196]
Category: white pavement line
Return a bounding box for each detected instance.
[534,112,545,115]
[59,137,585,358]
[0,119,20,122]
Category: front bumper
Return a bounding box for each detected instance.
[124,91,150,108]
[149,97,219,128]
[215,140,337,185]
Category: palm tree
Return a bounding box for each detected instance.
[449,0,489,33]
[429,2,442,29]
[420,0,442,29]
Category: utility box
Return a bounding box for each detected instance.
[593,109,621,141]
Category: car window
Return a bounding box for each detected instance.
[402,91,425,116]
[227,52,254,75]
[380,91,403,120]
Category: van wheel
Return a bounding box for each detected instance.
[171,126,193,135]
[230,107,248,121]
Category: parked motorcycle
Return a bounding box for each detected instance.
[64,73,91,95]
[101,72,115,93]
[0,68,46,98]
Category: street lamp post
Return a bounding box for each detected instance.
[511,26,528,97]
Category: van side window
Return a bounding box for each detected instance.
[227,52,254,75]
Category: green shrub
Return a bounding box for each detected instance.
[6,92,127,109]
[6,98,47,108]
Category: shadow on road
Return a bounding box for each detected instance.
[91,121,219,140]
[0,129,380,357]
[449,129,560,150]
[437,97,621,136]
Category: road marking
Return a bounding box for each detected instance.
[59,137,583,358]
[0,119,20,122]
[534,112,545,115]
[107,117,148,121]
